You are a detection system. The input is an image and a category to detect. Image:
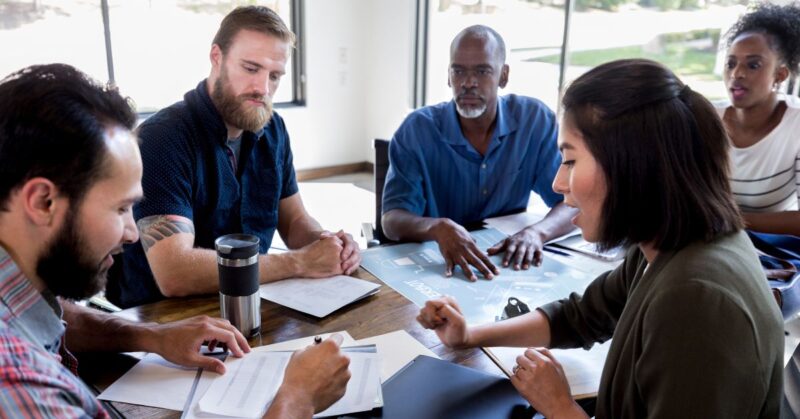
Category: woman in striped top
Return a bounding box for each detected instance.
[718,2,800,235]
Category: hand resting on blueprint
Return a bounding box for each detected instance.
[267,333,352,418]
[487,226,546,270]
[430,219,499,281]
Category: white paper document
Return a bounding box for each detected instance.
[353,330,439,382]
[196,345,381,418]
[259,275,380,317]
[483,212,578,245]
[100,332,355,413]
[98,353,200,411]
[315,347,382,418]
[484,212,545,236]
[254,331,356,353]
[485,340,611,398]
[183,332,356,419]
[198,351,291,418]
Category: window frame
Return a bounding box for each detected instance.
[98,0,307,116]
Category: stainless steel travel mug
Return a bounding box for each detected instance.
[215,234,261,337]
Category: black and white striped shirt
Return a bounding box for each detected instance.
[717,97,800,213]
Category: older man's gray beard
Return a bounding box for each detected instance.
[456,102,487,119]
[212,74,273,132]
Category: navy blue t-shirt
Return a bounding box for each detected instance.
[107,80,298,308]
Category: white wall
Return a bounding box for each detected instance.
[279,0,415,170]
[361,0,416,163]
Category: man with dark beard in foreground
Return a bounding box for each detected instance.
[107,5,361,308]
[0,64,350,418]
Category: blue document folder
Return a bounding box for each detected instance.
[344,355,533,419]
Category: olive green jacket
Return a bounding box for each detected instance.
[540,230,784,418]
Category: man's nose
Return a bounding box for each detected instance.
[123,213,139,244]
[251,74,269,97]
[461,72,478,88]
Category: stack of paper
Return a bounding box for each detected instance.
[196,346,381,418]
[98,330,437,417]
[483,212,545,236]
[259,275,380,317]
[197,351,291,417]
[98,332,355,412]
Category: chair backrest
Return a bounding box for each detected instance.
[374,138,390,243]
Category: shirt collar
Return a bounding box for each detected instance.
[494,95,517,138]
[188,80,265,146]
[0,245,65,353]
[442,95,518,145]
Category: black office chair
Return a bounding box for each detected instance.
[363,139,390,247]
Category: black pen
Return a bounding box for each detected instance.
[543,246,570,257]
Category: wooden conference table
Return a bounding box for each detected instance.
[85,267,506,418]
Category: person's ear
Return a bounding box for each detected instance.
[775,64,790,87]
[499,64,509,89]
[19,178,60,226]
[210,44,223,71]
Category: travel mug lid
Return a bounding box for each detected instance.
[215,234,260,260]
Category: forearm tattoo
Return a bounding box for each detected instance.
[137,215,195,252]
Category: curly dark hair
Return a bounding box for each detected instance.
[725,2,800,76]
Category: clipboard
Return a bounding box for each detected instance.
[180,349,228,419]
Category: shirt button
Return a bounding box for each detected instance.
[483,189,488,195]
[481,163,487,169]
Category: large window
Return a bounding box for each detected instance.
[2,1,109,85]
[560,1,745,104]
[425,0,751,111]
[0,0,304,114]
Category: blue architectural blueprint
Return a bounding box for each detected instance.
[361,229,599,326]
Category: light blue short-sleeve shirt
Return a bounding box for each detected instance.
[382,94,563,226]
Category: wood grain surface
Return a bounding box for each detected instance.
[81,268,503,418]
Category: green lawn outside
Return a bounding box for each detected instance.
[530,44,721,80]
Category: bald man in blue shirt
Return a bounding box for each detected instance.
[382,25,576,281]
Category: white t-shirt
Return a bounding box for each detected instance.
[716,96,800,213]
